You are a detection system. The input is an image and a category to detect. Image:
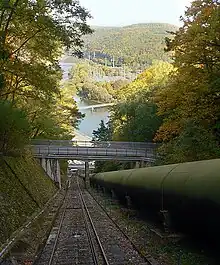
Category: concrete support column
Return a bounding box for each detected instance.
[50,159,57,182]
[40,158,61,189]
[135,161,140,168]
[41,158,47,172]
[46,159,52,178]
[55,159,61,189]
[85,161,89,188]
[50,159,61,189]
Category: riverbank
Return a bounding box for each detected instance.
[61,66,110,137]
[73,130,92,141]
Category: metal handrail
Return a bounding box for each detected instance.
[30,140,159,150]
[31,146,155,159]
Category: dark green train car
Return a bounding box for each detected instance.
[91,159,220,238]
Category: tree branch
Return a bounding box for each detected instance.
[3,0,20,46]
[10,29,43,56]
[0,9,6,29]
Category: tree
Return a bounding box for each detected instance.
[0,0,92,101]
[23,86,84,140]
[83,23,178,71]
[158,120,220,164]
[0,101,30,153]
[67,61,126,102]
[156,0,220,141]
[154,0,220,162]
[111,101,162,142]
[110,61,173,142]
[92,120,112,142]
[0,0,92,144]
[92,120,121,172]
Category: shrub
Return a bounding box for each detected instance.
[158,120,220,164]
[0,101,31,153]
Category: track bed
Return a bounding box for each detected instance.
[34,177,151,265]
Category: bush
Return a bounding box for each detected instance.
[0,101,31,153]
[158,120,220,164]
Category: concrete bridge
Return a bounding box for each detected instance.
[31,140,158,188]
[79,103,115,111]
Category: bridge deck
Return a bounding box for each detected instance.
[31,141,157,162]
[79,103,115,110]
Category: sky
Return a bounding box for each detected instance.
[79,0,192,27]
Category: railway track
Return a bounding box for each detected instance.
[35,177,155,265]
[85,188,159,265]
[77,178,110,265]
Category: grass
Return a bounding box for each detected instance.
[0,153,57,246]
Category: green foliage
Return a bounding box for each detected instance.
[0,101,31,153]
[93,161,122,173]
[67,62,128,102]
[111,102,162,142]
[92,120,121,172]
[111,61,173,142]
[0,0,92,101]
[26,87,84,140]
[0,0,92,145]
[116,61,174,101]
[92,62,173,172]
[155,0,220,163]
[0,154,57,245]
[83,23,178,70]
[158,121,220,164]
[92,120,112,142]
[78,81,113,103]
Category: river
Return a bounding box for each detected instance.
[60,62,110,137]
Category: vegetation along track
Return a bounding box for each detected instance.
[34,176,157,265]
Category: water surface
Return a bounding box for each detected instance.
[61,63,110,137]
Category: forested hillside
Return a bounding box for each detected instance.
[82,23,178,70]
[93,0,220,170]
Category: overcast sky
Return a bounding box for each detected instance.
[79,0,192,27]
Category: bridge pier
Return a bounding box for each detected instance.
[46,159,52,178]
[135,161,140,168]
[53,159,61,189]
[41,158,47,172]
[40,158,61,189]
[84,161,89,187]
[140,160,145,168]
[135,160,148,168]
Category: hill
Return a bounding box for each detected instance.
[81,23,178,70]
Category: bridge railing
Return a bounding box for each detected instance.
[79,102,115,110]
[30,139,159,150]
[31,145,157,161]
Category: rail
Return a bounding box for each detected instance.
[31,139,158,149]
[31,140,158,161]
[31,145,156,161]
[48,202,67,265]
[77,178,110,265]
[87,189,159,265]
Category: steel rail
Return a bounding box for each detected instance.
[77,178,110,265]
[78,182,99,265]
[48,204,67,265]
[46,180,70,265]
[86,189,159,265]
[47,184,70,265]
